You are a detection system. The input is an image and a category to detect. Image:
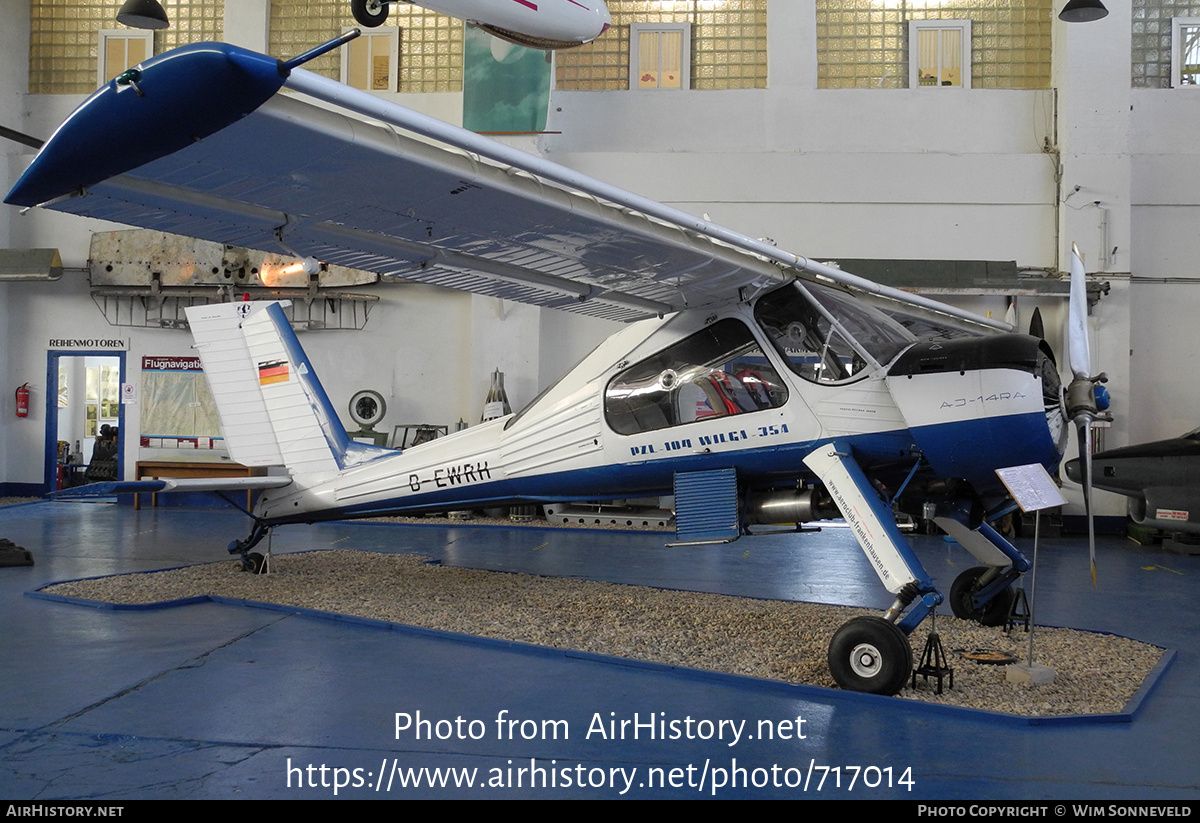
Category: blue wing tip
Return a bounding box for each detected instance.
[6,41,287,208]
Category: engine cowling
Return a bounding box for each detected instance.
[885,334,1066,497]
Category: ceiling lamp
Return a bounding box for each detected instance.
[1059,0,1109,22]
[116,0,170,30]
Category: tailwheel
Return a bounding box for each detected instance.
[828,616,913,695]
[949,566,1014,627]
[229,522,272,575]
[242,551,267,575]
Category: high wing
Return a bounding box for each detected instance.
[7,41,1009,331]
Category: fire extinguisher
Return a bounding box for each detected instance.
[15,383,30,418]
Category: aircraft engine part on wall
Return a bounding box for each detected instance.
[88,229,379,288]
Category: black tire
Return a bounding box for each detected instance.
[949,566,1014,627]
[351,0,389,27]
[827,616,913,695]
[243,552,266,574]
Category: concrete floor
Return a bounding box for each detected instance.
[1,500,1197,799]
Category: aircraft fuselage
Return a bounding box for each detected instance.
[254,284,1065,527]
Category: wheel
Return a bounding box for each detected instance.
[949,566,1014,627]
[827,616,913,695]
[351,0,389,27]
[242,552,266,574]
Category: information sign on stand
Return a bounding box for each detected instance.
[994,463,1066,685]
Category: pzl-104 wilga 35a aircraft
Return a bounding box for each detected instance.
[348,0,611,50]
[6,35,1097,695]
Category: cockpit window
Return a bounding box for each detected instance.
[754,282,913,384]
[605,318,787,435]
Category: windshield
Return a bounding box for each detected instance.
[754,282,914,384]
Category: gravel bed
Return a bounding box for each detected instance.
[42,550,1164,716]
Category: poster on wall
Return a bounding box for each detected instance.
[139,356,223,449]
[462,26,552,133]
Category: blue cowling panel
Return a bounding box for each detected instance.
[907,411,1061,498]
[6,42,288,207]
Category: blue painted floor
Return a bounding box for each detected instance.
[1,501,1197,799]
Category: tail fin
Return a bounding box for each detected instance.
[186,301,389,475]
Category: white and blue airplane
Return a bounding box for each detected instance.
[349,0,611,49]
[5,36,1103,695]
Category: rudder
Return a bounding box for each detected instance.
[186,301,384,476]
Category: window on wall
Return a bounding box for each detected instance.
[816,0,1051,89]
[910,20,971,88]
[1173,18,1200,85]
[630,23,690,89]
[1131,0,1200,87]
[97,30,153,87]
[271,1,462,92]
[556,0,767,92]
[85,363,119,437]
[30,0,223,94]
[341,27,399,91]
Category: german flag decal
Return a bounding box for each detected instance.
[258,359,289,386]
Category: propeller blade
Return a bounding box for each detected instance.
[1068,243,1091,379]
[1029,306,1044,341]
[1064,242,1106,587]
[1077,420,1097,588]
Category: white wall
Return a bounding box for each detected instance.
[0,0,31,489]
[1129,88,1200,443]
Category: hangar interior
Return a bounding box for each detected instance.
[1,0,1199,800]
[10,0,1200,503]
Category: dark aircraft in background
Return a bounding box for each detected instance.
[1067,429,1200,536]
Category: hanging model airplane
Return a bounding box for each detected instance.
[349,0,611,49]
[6,36,1105,695]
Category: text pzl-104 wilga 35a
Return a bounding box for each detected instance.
[6,35,1110,695]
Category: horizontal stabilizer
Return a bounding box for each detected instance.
[52,476,293,499]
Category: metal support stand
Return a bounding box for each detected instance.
[259,530,273,575]
[912,612,954,694]
[1005,586,1031,633]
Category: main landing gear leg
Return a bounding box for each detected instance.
[804,442,942,695]
[228,521,273,575]
[933,501,1030,626]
